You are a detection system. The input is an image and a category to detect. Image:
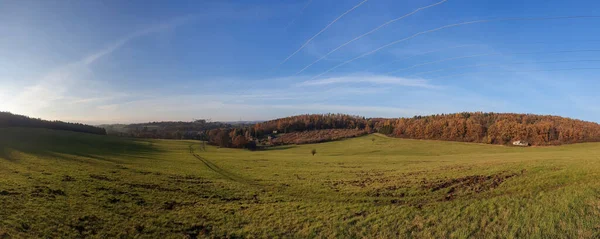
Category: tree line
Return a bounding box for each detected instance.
[0,112,106,135]
[203,114,373,148]
[100,120,243,140]
[374,112,600,146]
[97,112,600,148]
[100,114,374,148]
[251,114,372,137]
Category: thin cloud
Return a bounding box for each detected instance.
[296,0,448,74]
[83,16,192,65]
[66,92,132,105]
[267,103,424,116]
[275,0,369,68]
[366,44,477,72]
[298,75,438,88]
[407,59,600,77]
[10,17,190,116]
[309,15,600,80]
[388,49,600,75]
[433,67,600,79]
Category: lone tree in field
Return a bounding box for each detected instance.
[311,149,317,156]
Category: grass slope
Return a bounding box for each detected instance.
[2,129,600,238]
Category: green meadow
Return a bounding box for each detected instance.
[2,127,600,238]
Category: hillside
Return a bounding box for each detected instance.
[375,112,600,146]
[89,112,600,147]
[270,128,368,145]
[0,112,106,135]
[3,128,600,237]
[251,114,370,138]
[218,112,600,148]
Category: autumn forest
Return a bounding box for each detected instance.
[4,111,600,148]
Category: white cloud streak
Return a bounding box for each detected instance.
[7,17,190,116]
[406,59,600,77]
[296,0,447,74]
[298,75,438,88]
[433,67,600,80]
[388,49,600,75]
[83,16,191,65]
[309,15,600,80]
[275,0,369,67]
[365,44,477,71]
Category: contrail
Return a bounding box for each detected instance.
[284,0,315,30]
[308,15,600,80]
[296,0,448,74]
[386,53,496,74]
[388,49,600,75]
[301,0,314,11]
[276,0,369,68]
[376,39,600,73]
[433,67,600,79]
[365,44,476,72]
[406,59,600,77]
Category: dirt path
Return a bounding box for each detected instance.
[188,144,257,186]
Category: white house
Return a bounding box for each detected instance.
[512,140,530,147]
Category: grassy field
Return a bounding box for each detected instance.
[2,128,600,238]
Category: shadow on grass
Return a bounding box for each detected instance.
[0,128,165,163]
[0,147,18,162]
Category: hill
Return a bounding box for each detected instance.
[0,112,106,135]
[211,112,600,148]
[2,128,600,237]
[375,112,600,146]
[270,128,368,145]
[100,120,242,139]
[94,112,600,147]
[200,114,371,148]
[250,113,370,137]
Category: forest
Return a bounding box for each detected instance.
[5,111,600,148]
[0,112,106,135]
[204,114,374,148]
[374,112,600,146]
[250,114,372,137]
[103,113,600,148]
[270,129,368,145]
[214,112,600,148]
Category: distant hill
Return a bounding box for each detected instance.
[203,114,372,148]
[374,112,600,146]
[100,120,244,139]
[224,120,264,125]
[250,114,370,137]
[216,112,600,147]
[70,112,600,147]
[0,112,106,135]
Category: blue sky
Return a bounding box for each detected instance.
[2,0,600,124]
